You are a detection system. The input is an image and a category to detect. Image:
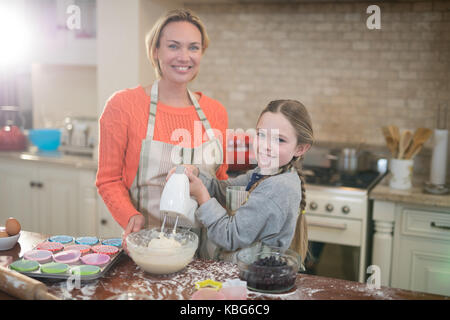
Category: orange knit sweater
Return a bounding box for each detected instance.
[96,86,229,229]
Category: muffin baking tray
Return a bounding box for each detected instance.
[8,235,123,281]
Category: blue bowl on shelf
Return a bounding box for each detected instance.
[28,129,62,151]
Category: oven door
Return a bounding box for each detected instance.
[307,215,362,247]
[306,215,362,282]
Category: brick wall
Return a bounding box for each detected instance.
[187,0,450,177]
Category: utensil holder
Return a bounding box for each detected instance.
[389,159,413,190]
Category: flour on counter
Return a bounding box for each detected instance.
[117,259,240,300]
[47,259,241,300]
[50,279,100,300]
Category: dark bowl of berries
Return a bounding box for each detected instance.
[237,244,303,293]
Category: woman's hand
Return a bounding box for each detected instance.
[122,214,145,255]
[184,169,210,205]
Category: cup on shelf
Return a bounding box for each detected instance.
[389,158,413,190]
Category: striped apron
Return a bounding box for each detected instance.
[129,80,223,259]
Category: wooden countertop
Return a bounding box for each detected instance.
[0,231,447,300]
[370,174,450,209]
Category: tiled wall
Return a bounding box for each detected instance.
[188,0,450,174]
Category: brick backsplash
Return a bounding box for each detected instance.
[187,0,450,179]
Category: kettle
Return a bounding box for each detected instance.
[0,106,27,151]
[160,166,200,228]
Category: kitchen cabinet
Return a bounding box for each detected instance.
[391,207,450,296]
[371,200,450,297]
[0,158,97,236]
[0,161,36,231]
[97,199,123,239]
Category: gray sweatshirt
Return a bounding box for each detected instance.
[196,167,302,253]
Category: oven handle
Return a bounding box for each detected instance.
[307,221,348,230]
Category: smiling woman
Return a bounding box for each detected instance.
[96,9,229,259]
[146,9,209,82]
[150,21,204,101]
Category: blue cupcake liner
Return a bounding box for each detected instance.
[102,238,122,247]
[75,236,99,246]
[48,235,73,244]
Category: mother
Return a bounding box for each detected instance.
[96,9,229,250]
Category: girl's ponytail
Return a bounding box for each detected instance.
[289,156,308,264]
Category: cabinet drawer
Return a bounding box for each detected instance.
[401,209,450,241]
[307,215,362,246]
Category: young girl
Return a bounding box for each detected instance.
[176,99,313,263]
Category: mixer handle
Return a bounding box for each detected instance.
[176,166,186,174]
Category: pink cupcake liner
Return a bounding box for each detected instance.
[23,250,53,264]
[64,244,91,255]
[81,253,110,266]
[53,250,81,264]
[37,241,64,253]
[91,245,119,255]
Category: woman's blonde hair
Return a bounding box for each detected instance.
[145,8,210,79]
[248,100,314,263]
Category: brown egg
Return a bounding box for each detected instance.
[0,230,9,238]
[5,218,21,236]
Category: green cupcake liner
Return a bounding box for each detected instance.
[71,265,101,276]
[40,262,69,274]
[9,259,39,272]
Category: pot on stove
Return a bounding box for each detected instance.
[327,148,375,175]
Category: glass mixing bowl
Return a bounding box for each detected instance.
[126,227,198,275]
[237,244,303,293]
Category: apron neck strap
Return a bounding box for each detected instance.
[146,81,216,141]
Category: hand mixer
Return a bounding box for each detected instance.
[159,166,200,234]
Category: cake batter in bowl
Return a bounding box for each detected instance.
[126,227,198,275]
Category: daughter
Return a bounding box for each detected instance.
[173,99,313,262]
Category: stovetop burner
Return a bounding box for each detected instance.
[303,165,383,190]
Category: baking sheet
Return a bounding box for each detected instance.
[9,237,123,281]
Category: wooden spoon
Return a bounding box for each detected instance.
[398,130,413,159]
[381,126,397,157]
[388,125,400,158]
[403,128,433,160]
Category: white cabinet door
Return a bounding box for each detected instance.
[394,236,450,296]
[78,170,98,237]
[0,160,38,231]
[97,199,123,239]
[38,165,79,236]
[409,248,450,296]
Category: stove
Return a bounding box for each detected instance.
[304,166,383,190]
[301,147,387,282]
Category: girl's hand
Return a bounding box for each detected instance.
[166,165,199,181]
[122,214,145,255]
[184,169,210,205]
